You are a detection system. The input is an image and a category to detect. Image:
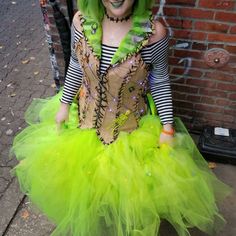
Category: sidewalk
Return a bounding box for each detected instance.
[0,0,55,235]
[0,1,235,236]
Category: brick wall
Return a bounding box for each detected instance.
[44,0,236,131]
[155,0,236,131]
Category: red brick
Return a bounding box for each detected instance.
[186,94,201,102]
[229,93,236,100]
[225,45,236,54]
[172,91,187,100]
[230,25,236,34]
[188,69,203,77]
[186,78,216,88]
[215,65,236,75]
[191,32,207,41]
[173,29,191,39]
[201,96,215,104]
[169,76,185,84]
[223,115,235,123]
[174,49,203,59]
[224,109,236,116]
[182,20,193,29]
[168,57,179,65]
[195,21,229,33]
[191,59,210,69]
[216,98,230,106]
[194,104,222,113]
[192,42,207,50]
[167,19,193,29]
[174,108,195,118]
[171,67,185,75]
[199,0,235,10]
[174,29,207,41]
[179,8,214,19]
[163,7,178,17]
[167,19,182,28]
[165,0,197,6]
[215,12,236,23]
[230,102,236,109]
[208,33,236,43]
[173,100,194,109]
[199,88,227,98]
[205,72,234,82]
[217,83,236,91]
[173,30,207,41]
[208,43,224,49]
[172,84,199,93]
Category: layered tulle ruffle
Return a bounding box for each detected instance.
[11,92,232,236]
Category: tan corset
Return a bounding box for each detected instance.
[74,38,150,144]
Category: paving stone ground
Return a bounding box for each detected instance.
[0,0,55,235]
[0,1,235,236]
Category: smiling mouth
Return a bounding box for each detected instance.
[110,0,125,8]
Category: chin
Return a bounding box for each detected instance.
[109,8,127,18]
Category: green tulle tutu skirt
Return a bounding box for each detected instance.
[11,91,232,236]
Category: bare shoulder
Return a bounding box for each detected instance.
[148,21,167,45]
[72,11,82,32]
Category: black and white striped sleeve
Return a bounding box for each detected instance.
[148,35,174,125]
[60,23,83,104]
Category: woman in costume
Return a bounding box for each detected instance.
[11,0,232,236]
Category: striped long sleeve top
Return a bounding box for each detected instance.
[60,23,174,125]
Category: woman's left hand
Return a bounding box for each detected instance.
[159,132,174,146]
[159,123,175,146]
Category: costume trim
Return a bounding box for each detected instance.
[77,10,155,65]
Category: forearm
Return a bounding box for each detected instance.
[149,75,174,126]
[60,57,83,105]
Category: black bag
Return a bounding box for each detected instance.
[198,126,236,165]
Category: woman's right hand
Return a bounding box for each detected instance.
[55,103,70,130]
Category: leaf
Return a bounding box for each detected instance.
[208,162,217,169]
[51,83,56,88]
[10,93,16,97]
[21,59,30,64]
[34,71,39,75]
[21,210,29,219]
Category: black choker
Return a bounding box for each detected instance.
[105,10,132,23]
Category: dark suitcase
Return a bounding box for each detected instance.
[198,126,236,165]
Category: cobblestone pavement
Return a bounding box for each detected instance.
[0,1,235,236]
[0,0,54,235]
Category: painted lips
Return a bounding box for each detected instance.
[110,0,125,8]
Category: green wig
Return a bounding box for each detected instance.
[77,0,155,22]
